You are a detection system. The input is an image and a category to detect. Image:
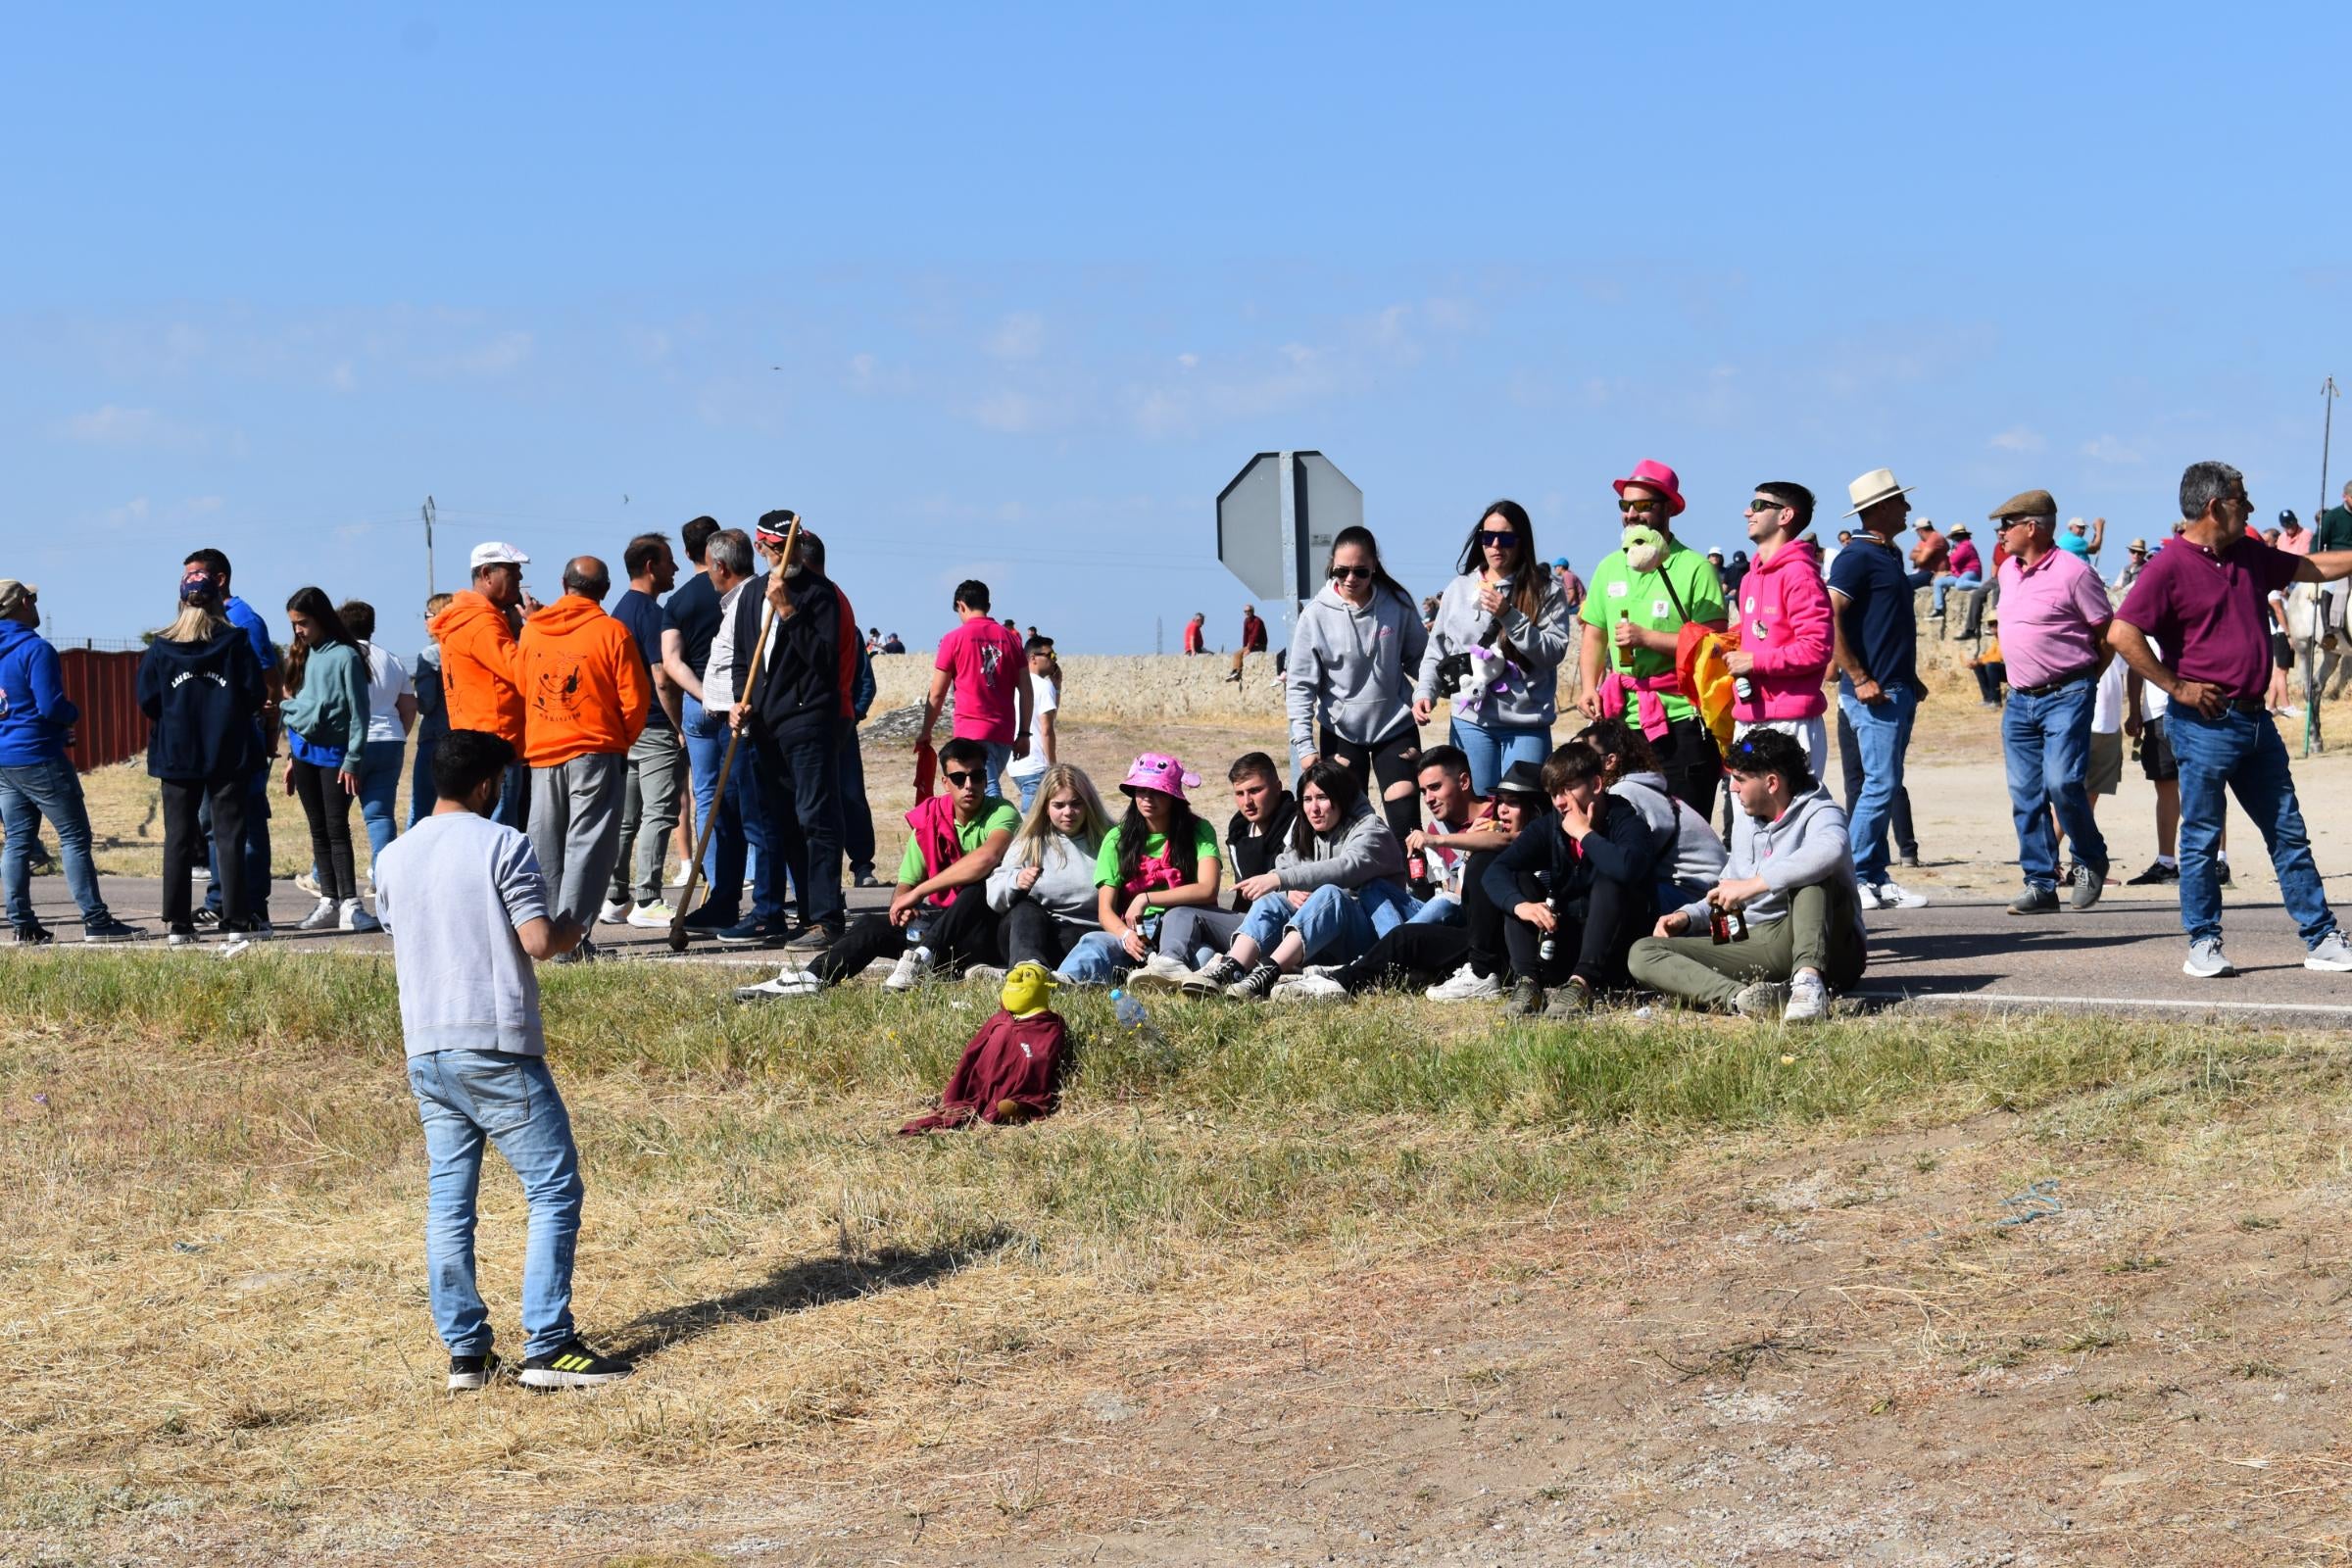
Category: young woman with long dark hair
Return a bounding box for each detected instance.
[1285,524,1428,843]
[1413,499,1572,793]
[1056,752,1223,986]
[279,586,373,932]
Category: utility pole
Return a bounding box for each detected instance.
[422,495,437,601]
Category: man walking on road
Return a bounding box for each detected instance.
[2108,460,2352,978]
[519,557,650,954]
[917,580,1032,799]
[1829,467,1931,910]
[1987,490,2113,915]
[602,532,685,929]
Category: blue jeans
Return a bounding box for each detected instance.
[682,693,779,924]
[354,743,406,866]
[1838,686,1917,885]
[407,1050,585,1360]
[202,765,272,919]
[1931,571,1982,613]
[0,757,111,929]
[1058,914,1160,987]
[1407,892,1462,926]
[1014,767,1045,816]
[2001,676,2106,889]
[2168,705,2337,947]
[1447,717,1551,797]
[984,740,1014,800]
[1238,884,1382,964]
[839,724,875,877]
[408,736,441,829]
[493,759,531,830]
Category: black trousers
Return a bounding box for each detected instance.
[751,714,846,930]
[1336,846,1513,993]
[290,758,358,903]
[1499,875,1646,990]
[162,776,246,930]
[1836,706,1918,856]
[1319,720,1423,843]
[1652,716,1721,824]
[1000,899,1088,968]
[812,893,1001,985]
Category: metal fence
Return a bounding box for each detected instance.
[56,648,151,773]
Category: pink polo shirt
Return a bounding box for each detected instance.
[1994,548,2114,689]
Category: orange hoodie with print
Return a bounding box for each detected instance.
[427,590,525,743]
[516,593,651,767]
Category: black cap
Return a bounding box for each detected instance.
[2279,509,2300,526]
[1494,760,1547,798]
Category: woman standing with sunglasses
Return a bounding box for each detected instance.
[1412,500,1572,794]
[1285,525,1428,844]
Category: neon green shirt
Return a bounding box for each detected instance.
[1095,818,1221,918]
[896,800,1020,885]
[1578,539,1727,722]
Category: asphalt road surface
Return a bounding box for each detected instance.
[11,874,2352,1026]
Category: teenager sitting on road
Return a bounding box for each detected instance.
[1146,752,1297,979]
[1182,759,1407,1001]
[1276,760,1545,1004]
[1627,726,1865,1024]
[735,737,1016,1001]
[1485,738,1663,1017]
[1056,753,1223,988]
[1576,717,1730,907]
[969,762,1112,986]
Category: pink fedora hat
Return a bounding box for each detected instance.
[1119,752,1201,802]
[1611,459,1688,516]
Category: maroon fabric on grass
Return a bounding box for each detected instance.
[899,1009,1071,1135]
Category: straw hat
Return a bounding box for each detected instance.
[1842,468,1916,517]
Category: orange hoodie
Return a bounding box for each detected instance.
[427,590,525,743]
[516,594,651,767]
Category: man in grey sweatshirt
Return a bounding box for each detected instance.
[1627,728,1865,1024]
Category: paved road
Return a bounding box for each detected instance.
[13,874,2352,1025]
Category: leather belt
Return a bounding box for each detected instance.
[2012,665,2097,698]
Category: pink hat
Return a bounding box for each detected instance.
[1611,459,1687,517]
[1119,752,1200,802]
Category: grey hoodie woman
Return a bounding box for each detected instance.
[1611,769,1729,904]
[984,830,1103,930]
[1272,798,1407,892]
[1285,580,1427,759]
[1414,571,1573,729]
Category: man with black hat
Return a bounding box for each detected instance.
[1987,489,2112,915]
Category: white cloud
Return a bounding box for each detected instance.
[2081,435,2144,465]
[1176,352,1200,370]
[102,496,151,528]
[986,312,1046,362]
[1988,426,2046,453]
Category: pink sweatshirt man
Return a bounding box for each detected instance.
[1730,536,1834,721]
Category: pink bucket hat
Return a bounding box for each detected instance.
[1611,459,1688,516]
[1119,752,1200,802]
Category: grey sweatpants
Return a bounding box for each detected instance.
[609,726,685,906]
[1626,881,1867,1008]
[528,751,626,930]
[1157,905,1248,969]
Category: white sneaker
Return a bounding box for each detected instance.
[1425,962,1504,1002]
[2182,937,2235,979]
[294,871,321,898]
[1301,963,1348,982]
[1126,953,1196,992]
[667,861,692,888]
[1732,980,1789,1018]
[598,899,632,924]
[964,963,1008,989]
[167,931,198,948]
[1854,882,1885,911]
[218,932,254,959]
[882,949,931,992]
[339,899,379,933]
[735,966,822,1003]
[1271,973,1348,1004]
[297,896,340,931]
[1872,879,1930,909]
[626,900,678,928]
[2306,932,2352,972]
[1783,971,1829,1024]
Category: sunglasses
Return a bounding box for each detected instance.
[1743,499,1787,514]
[1329,564,1374,581]
[1478,529,1518,549]
[943,769,984,787]
[1618,497,1662,514]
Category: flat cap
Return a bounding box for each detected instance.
[1988,488,2057,520]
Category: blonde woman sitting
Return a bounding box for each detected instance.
[970,763,1113,986]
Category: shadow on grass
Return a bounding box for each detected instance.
[611,1229,1015,1361]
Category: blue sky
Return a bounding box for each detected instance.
[8,4,2350,657]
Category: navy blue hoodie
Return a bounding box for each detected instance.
[138,628,267,780]
[0,619,76,765]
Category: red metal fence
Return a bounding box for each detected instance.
[57,649,151,773]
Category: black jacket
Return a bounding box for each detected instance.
[138,628,267,781]
[1482,792,1659,918]
[735,568,858,735]
[1225,792,1299,909]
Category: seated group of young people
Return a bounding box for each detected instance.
[734,727,1865,1024]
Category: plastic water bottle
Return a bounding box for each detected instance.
[1110,987,1171,1063]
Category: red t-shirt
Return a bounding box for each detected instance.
[2115,533,2302,701]
[935,617,1027,743]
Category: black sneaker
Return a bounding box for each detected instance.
[12,923,53,946]
[786,921,843,953]
[448,1351,503,1392]
[2125,860,2179,886]
[1181,956,1245,996]
[80,915,142,944]
[680,904,740,932]
[1543,976,1592,1018]
[518,1339,632,1390]
[1503,977,1544,1017]
[852,871,882,889]
[192,907,222,929]
[1225,960,1282,1001]
[2217,861,2234,888]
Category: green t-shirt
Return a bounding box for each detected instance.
[896,800,1021,885]
[1095,818,1221,917]
[1578,539,1728,722]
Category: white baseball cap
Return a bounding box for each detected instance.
[468,540,530,569]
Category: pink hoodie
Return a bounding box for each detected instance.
[1730,537,1833,721]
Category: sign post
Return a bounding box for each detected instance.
[1215,451,1362,646]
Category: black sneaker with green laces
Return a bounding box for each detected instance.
[447,1351,503,1392]
[519,1339,633,1390]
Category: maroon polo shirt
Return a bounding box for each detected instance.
[2114,533,2301,700]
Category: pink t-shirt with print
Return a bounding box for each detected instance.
[935,617,1027,743]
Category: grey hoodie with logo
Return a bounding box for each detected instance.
[1285,581,1427,757]
[1413,571,1573,730]
[1673,784,1862,943]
